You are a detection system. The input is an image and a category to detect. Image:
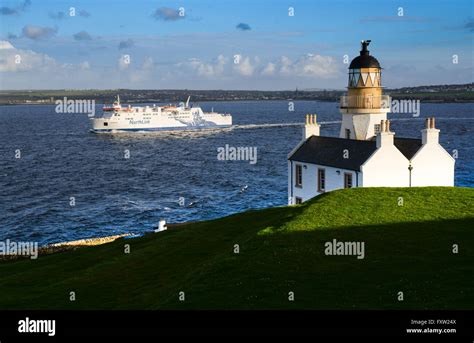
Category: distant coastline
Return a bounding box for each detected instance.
[0,83,473,105]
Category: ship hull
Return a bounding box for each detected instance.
[91,124,232,133]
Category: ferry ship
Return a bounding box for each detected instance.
[91,96,232,132]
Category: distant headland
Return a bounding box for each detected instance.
[0,83,473,105]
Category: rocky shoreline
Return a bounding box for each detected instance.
[0,222,186,261]
[0,234,131,261]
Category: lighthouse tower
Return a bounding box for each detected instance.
[339,40,390,140]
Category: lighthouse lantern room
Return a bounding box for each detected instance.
[339,40,391,140]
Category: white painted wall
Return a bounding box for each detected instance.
[410,144,455,186]
[288,161,358,203]
[287,160,293,204]
[360,143,410,187]
[340,112,387,140]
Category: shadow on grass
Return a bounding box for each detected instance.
[164,217,474,310]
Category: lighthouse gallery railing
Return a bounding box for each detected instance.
[340,95,391,109]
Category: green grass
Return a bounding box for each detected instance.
[0,187,473,309]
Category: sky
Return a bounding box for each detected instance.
[0,0,472,90]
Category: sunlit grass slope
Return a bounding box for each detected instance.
[0,187,472,309]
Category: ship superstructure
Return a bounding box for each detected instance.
[91,96,232,132]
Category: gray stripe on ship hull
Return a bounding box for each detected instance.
[91,125,232,133]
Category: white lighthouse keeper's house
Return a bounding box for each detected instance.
[287,41,455,205]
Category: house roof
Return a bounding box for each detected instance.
[392,137,423,160]
[288,135,422,171]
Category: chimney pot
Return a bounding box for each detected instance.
[303,114,320,138]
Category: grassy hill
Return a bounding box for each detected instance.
[0,187,473,310]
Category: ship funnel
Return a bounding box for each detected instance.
[185,96,190,108]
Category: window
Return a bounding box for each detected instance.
[295,197,303,205]
[344,173,353,189]
[353,69,360,87]
[374,123,381,134]
[103,122,108,126]
[295,164,303,188]
[318,168,325,192]
[345,129,351,139]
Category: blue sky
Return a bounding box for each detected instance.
[0,0,472,89]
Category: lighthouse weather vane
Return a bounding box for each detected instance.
[361,40,371,52]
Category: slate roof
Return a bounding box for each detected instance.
[288,136,422,171]
[392,137,423,160]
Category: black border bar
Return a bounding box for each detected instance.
[0,310,472,339]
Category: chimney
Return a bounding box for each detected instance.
[421,117,440,145]
[303,114,320,139]
[376,119,395,148]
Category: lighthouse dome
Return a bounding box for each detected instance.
[349,40,380,69]
[349,54,380,69]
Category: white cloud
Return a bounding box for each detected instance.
[0,43,341,89]
[180,54,228,78]
[279,56,293,75]
[177,53,338,81]
[129,57,156,84]
[80,61,90,70]
[0,41,14,50]
[262,62,276,76]
[0,41,102,89]
[233,55,254,76]
[296,54,338,78]
[0,40,56,72]
[118,55,130,70]
[275,54,338,78]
